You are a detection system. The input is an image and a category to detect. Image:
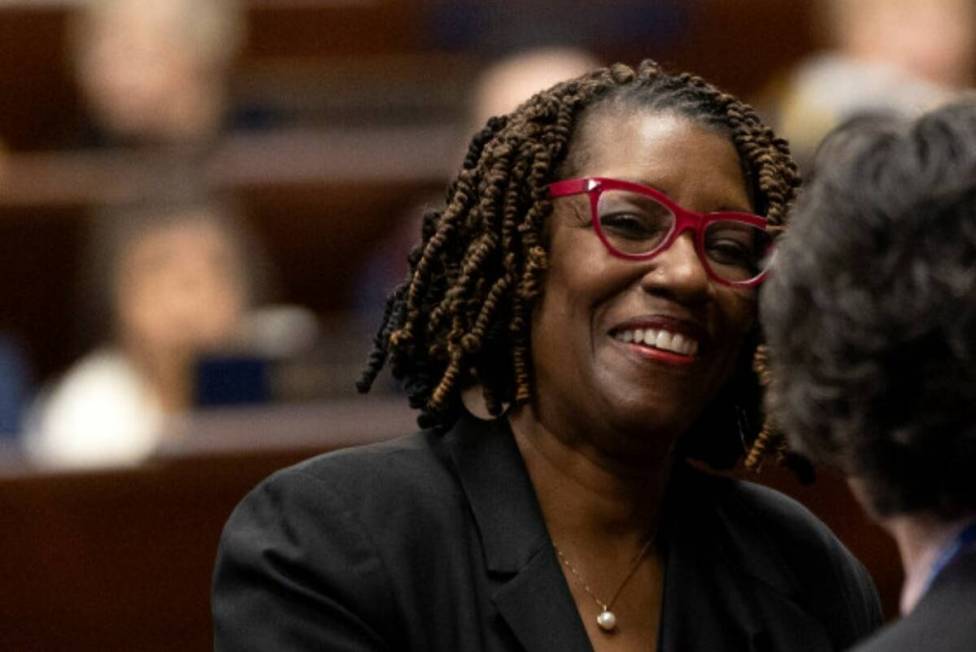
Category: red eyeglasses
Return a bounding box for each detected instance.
[547,177,774,287]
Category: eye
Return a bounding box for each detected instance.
[596,189,673,247]
[707,240,755,266]
[599,211,669,240]
[705,222,763,271]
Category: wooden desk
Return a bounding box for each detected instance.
[0,396,415,652]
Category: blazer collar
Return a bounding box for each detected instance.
[446,413,593,652]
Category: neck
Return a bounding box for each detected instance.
[508,404,669,547]
[884,513,976,614]
[123,340,192,414]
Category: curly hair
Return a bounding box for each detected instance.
[359,59,800,470]
[761,99,976,517]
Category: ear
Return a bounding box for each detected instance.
[461,383,495,420]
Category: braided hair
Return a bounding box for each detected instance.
[358,60,800,471]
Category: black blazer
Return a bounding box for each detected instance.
[850,548,976,652]
[213,414,881,651]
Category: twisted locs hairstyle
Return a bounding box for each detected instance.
[358,60,801,471]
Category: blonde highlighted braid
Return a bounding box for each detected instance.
[358,60,799,471]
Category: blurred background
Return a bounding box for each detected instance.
[0,0,971,649]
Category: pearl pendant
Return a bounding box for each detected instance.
[596,609,617,632]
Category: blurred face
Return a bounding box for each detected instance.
[844,0,975,87]
[115,217,246,359]
[531,110,758,459]
[77,1,208,139]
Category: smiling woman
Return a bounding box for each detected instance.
[213,60,883,652]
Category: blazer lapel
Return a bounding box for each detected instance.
[492,546,593,652]
[447,415,592,652]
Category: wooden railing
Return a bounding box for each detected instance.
[0,396,416,652]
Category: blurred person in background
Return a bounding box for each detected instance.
[762,100,976,650]
[767,0,974,169]
[69,0,244,147]
[25,193,261,468]
[354,46,601,335]
[466,47,603,135]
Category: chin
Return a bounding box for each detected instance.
[603,405,696,457]
[605,384,699,430]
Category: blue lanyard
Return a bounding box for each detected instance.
[922,519,976,596]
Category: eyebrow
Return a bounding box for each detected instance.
[616,176,755,214]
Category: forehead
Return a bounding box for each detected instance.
[569,108,751,208]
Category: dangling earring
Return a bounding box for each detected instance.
[461,383,495,420]
[460,369,509,420]
[734,403,752,453]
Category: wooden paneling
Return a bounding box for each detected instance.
[0,396,416,652]
[0,8,79,150]
[0,2,818,148]
[0,126,453,381]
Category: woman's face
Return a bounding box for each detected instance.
[115,216,246,359]
[78,0,209,141]
[529,109,758,460]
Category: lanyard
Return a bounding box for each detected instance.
[922,519,976,596]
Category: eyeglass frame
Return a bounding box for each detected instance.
[546,176,774,288]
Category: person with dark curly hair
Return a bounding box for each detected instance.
[761,100,976,651]
[213,60,882,651]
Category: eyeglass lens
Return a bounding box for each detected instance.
[595,189,772,283]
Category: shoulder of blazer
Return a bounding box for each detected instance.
[256,413,518,532]
[265,425,463,514]
[851,549,976,652]
[697,471,883,643]
[674,469,854,571]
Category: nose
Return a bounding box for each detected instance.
[638,230,711,301]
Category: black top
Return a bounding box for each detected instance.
[212,413,882,651]
[851,548,976,652]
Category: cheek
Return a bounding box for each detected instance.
[710,290,758,380]
[543,222,621,311]
[727,293,757,335]
[713,279,758,331]
[530,244,602,375]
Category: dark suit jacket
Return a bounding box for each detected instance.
[850,548,976,652]
[213,413,882,651]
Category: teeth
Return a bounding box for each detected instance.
[656,330,673,351]
[613,327,698,356]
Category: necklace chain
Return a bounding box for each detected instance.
[554,537,654,614]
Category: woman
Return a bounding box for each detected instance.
[26,195,255,467]
[213,60,881,651]
[761,100,976,651]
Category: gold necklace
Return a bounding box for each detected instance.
[553,538,655,633]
